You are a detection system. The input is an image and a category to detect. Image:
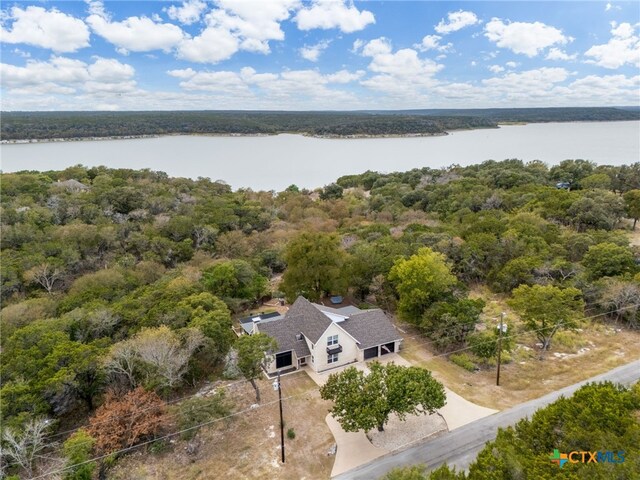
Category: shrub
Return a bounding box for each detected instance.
[287,428,295,440]
[449,353,476,372]
[175,391,231,440]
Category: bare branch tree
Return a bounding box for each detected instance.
[2,418,54,477]
[104,340,139,389]
[135,327,204,388]
[105,327,204,390]
[24,263,65,294]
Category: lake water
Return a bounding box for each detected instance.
[1,121,639,191]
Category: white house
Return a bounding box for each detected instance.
[254,296,403,374]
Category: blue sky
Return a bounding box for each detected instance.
[1,1,639,110]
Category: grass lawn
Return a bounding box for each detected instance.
[110,372,334,480]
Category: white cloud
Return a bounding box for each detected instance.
[167,68,197,79]
[12,48,31,58]
[177,0,298,62]
[165,0,207,25]
[177,26,239,63]
[546,48,577,61]
[584,22,640,69]
[87,11,185,54]
[326,69,365,83]
[488,65,504,73]
[415,34,453,54]
[295,0,375,33]
[167,66,363,108]
[0,6,90,52]
[611,22,635,39]
[418,35,442,51]
[88,58,135,82]
[300,40,331,62]
[351,39,364,53]
[435,10,479,35]
[362,37,392,56]
[359,38,443,98]
[481,67,570,102]
[207,0,298,54]
[505,61,519,69]
[362,39,442,77]
[1,56,136,95]
[178,70,252,95]
[605,2,621,11]
[485,18,570,57]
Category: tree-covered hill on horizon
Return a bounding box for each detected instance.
[2,159,640,478]
[1,107,639,141]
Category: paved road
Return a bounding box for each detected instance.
[334,359,640,480]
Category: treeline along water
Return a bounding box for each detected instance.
[1,121,639,191]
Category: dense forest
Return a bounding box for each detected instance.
[2,158,640,477]
[2,107,638,141]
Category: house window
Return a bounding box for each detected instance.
[327,334,339,346]
[328,353,339,364]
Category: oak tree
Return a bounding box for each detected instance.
[508,284,584,351]
[320,362,446,432]
[388,248,457,323]
[235,333,277,403]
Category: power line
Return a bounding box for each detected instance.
[28,388,316,480]
[393,302,640,361]
[38,296,629,442]
[26,302,640,477]
[41,377,250,442]
[39,301,640,445]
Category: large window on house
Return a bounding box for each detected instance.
[275,351,292,369]
[328,353,339,364]
[327,334,339,346]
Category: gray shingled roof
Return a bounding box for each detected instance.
[287,296,332,344]
[256,315,311,358]
[313,304,362,317]
[340,309,402,349]
[256,297,400,356]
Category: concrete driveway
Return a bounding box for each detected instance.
[304,353,497,477]
[375,354,498,430]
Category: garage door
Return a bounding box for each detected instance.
[380,342,395,355]
[364,346,378,360]
[275,351,293,368]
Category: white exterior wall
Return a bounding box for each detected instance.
[355,339,403,362]
[264,350,296,375]
[311,323,360,373]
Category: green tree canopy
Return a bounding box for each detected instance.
[202,260,268,305]
[508,284,584,351]
[281,232,347,302]
[623,189,640,229]
[62,430,96,480]
[582,242,636,280]
[466,382,640,479]
[235,333,277,403]
[389,248,457,324]
[320,362,446,432]
[422,298,486,351]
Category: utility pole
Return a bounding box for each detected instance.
[273,370,285,463]
[496,312,506,387]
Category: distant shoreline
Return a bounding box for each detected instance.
[4,119,640,145]
[0,130,456,145]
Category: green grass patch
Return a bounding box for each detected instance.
[449,353,477,372]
